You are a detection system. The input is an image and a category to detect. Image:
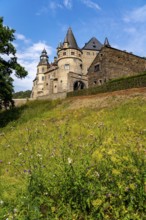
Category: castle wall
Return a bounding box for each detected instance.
[88,46,146,87]
[37,92,67,100]
[82,49,98,75]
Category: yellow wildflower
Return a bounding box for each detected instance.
[92,199,102,207]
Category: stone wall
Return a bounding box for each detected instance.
[88,46,146,87]
[13,98,35,107]
[37,92,67,100]
[13,93,67,107]
[82,49,98,75]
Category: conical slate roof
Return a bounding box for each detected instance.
[104,37,111,47]
[38,48,49,65]
[82,37,102,51]
[64,27,79,49]
[41,48,48,55]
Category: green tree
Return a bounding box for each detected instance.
[0,17,28,109]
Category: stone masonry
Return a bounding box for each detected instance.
[31,28,146,99]
[88,46,146,87]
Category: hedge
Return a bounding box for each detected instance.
[67,72,146,97]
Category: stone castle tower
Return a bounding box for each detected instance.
[32,49,49,98]
[31,27,103,98]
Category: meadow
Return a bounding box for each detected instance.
[0,94,146,219]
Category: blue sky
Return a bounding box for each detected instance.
[1,0,146,92]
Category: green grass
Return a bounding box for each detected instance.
[0,97,146,219]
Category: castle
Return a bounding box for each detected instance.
[31,28,146,99]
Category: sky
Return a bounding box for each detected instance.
[1,0,146,92]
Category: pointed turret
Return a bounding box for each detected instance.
[63,27,79,49]
[39,48,49,65]
[104,37,111,47]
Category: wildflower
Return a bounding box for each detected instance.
[112,169,120,176]
[68,157,72,164]
[14,208,17,213]
[129,183,136,190]
[0,200,4,205]
[106,193,111,198]
[92,199,102,207]
[8,162,11,165]
[18,153,22,156]
[0,160,2,163]
[94,171,100,177]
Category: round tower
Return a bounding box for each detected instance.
[57,28,82,75]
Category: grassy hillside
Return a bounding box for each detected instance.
[0,93,146,219]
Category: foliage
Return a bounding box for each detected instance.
[67,71,146,97]
[0,17,28,109]
[13,90,32,99]
[0,98,146,219]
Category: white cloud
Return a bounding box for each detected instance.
[13,41,54,91]
[124,27,137,34]
[81,0,100,11]
[17,41,52,60]
[124,5,146,23]
[63,0,72,9]
[49,1,63,10]
[36,0,72,15]
[15,33,30,44]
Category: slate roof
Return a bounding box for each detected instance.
[104,37,111,47]
[38,48,49,66]
[64,27,79,49]
[82,37,102,51]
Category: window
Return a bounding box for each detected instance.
[64,64,70,70]
[94,80,97,84]
[94,64,100,72]
[42,67,44,72]
[87,52,90,55]
[71,52,75,55]
[42,76,44,81]
[63,52,66,56]
[99,79,102,84]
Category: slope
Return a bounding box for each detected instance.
[0,88,146,219]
